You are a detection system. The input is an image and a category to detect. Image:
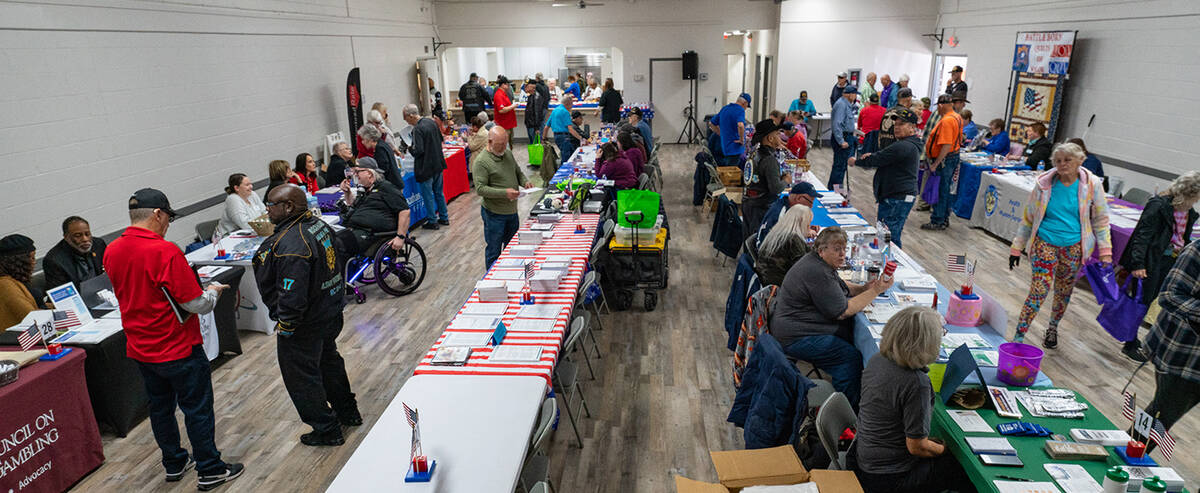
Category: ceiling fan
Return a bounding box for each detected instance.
[551,0,604,8]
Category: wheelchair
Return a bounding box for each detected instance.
[343,230,427,304]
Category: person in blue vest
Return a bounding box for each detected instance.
[710,93,751,167]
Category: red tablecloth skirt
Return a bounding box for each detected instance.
[443,146,469,201]
[0,348,104,493]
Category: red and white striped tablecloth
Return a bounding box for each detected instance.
[413,213,600,384]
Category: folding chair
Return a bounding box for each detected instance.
[564,315,598,380]
[518,397,558,493]
[553,335,592,447]
[816,392,856,470]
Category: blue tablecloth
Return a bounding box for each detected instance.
[954,158,1029,220]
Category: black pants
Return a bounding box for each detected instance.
[277,314,357,434]
[1142,371,1200,451]
[741,196,770,242]
[136,345,228,475]
[849,443,976,493]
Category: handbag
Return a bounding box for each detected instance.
[920,166,941,205]
[1096,277,1149,342]
[527,133,544,166]
[1083,261,1120,306]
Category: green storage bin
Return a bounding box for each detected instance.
[616,189,661,227]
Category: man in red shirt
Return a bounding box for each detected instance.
[857,94,886,144]
[492,75,518,148]
[104,188,244,490]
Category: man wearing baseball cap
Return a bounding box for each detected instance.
[105,188,244,490]
[850,108,923,247]
[829,85,858,189]
[710,93,751,167]
[830,72,849,107]
[921,94,965,231]
[338,156,412,254]
[757,182,825,246]
[945,65,968,95]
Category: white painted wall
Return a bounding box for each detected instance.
[937,0,1200,193]
[776,0,938,113]
[434,0,780,133]
[0,0,435,249]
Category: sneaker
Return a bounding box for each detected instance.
[165,456,194,482]
[421,222,440,230]
[914,203,931,212]
[197,463,244,491]
[300,429,345,446]
[339,409,364,427]
[437,219,450,226]
[1122,340,1148,363]
[919,222,947,231]
[1042,328,1058,349]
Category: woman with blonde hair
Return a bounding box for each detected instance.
[1119,170,1200,360]
[756,204,812,286]
[265,159,294,197]
[1009,142,1111,348]
[851,306,973,493]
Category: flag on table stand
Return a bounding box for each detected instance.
[1148,419,1176,461]
[403,402,422,457]
[966,260,976,288]
[946,253,968,273]
[525,260,536,281]
[54,310,81,332]
[18,323,43,351]
[1121,391,1136,421]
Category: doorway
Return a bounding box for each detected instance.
[931,55,968,99]
[725,54,745,106]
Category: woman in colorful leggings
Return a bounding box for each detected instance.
[1008,142,1111,349]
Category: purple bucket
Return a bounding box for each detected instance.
[996,342,1044,387]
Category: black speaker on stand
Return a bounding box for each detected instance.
[677,51,702,144]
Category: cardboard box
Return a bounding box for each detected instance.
[674,445,863,493]
[716,166,744,187]
[676,470,862,493]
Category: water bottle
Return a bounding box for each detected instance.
[307,194,320,215]
[1101,467,1128,493]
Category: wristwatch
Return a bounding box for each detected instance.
[395,234,407,240]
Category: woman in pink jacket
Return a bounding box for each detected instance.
[595,142,637,190]
[1008,142,1111,348]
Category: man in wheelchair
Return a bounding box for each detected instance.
[336,157,410,256]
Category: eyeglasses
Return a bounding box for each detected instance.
[264,200,278,207]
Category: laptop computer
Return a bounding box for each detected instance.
[78,273,117,318]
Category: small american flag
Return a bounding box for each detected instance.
[524,261,536,280]
[966,261,976,287]
[18,323,43,351]
[1148,419,1175,461]
[54,310,82,331]
[403,402,419,428]
[946,254,968,273]
[1121,391,1136,421]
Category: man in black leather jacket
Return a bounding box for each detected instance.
[254,184,361,447]
[43,216,107,289]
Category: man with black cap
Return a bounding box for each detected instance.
[850,107,923,247]
[458,73,488,122]
[757,182,823,247]
[338,157,412,255]
[945,65,968,95]
[255,184,361,447]
[493,75,518,148]
[629,106,653,153]
[921,94,965,231]
[830,72,849,108]
[104,188,243,490]
[742,119,791,241]
[829,85,858,189]
[710,93,751,167]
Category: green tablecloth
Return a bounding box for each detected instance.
[931,386,1188,492]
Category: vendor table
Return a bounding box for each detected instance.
[953,152,1029,220]
[443,145,470,201]
[0,349,104,493]
[326,375,546,492]
[809,113,831,149]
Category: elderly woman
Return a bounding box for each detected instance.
[595,142,637,190]
[289,152,324,194]
[741,119,790,241]
[1009,142,1111,348]
[265,159,294,197]
[850,306,974,493]
[1022,122,1053,169]
[584,78,602,101]
[1120,170,1200,360]
[325,141,354,184]
[756,205,812,286]
[217,173,268,236]
[0,234,38,328]
[358,123,404,191]
[770,227,893,407]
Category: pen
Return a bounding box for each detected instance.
[995,475,1031,482]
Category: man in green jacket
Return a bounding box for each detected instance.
[472,126,532,269]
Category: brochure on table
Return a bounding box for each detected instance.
[2,282,125,344]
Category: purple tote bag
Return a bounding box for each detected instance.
[1084,261,1120,306]
[1096,277,1148,342]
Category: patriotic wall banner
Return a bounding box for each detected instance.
[1008,72,1067,144]
[346,68,364,157]
[1012,31,1076,75]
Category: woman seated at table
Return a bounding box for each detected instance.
[756,205,812,286]
[265,159,294,197]
[1009,142,1111,349]
[0,234,39,328]
[1119,170,1200,361]
[849,306,975,493]
[978,118,1010,156]
[617,131,646,176]
[596,142,637,190]
[289,152,325,194]
[466,114,489,166]
[1022,122,1053,169]
[584,78,602,101]
[217,173,268,236]
[770,227,893,408]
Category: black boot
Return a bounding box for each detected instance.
[1122,340,1148,362]
[300,429,345,446]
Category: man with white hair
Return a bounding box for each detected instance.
[338,157,411,254]
[888,74,910,108]
[402,103,449,229]
[472,126,532,269]
[878,74,895,110]
[859,72,878,106]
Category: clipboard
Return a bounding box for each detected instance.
[162,287,192,325]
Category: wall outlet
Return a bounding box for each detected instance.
[633,74,645,82]
[699,72,708,81]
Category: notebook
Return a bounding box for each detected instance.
[965,437,1017,455]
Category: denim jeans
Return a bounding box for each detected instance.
[555,132,576,165]
[876,198,915,248]
[136,345,228,475]
[930,152,960,225]
[526,124,543,145]
[722,154,742,168]
[829,135,854,189]
[417,172,449,222]
[481,206,520,269]
[783,334,862,408]
[277,314,357,435]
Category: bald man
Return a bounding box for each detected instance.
[472,126,532,269]
[255,184,360,447]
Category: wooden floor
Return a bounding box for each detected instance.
[75,144,1197,492]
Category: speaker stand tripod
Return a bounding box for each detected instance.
[676,78,702,145]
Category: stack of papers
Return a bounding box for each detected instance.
[461,303,509,317]
[941,333,991,350]
[828,214,869,226]
[993,481,1061,493]
[970,349,1000,367]
[965,437,1016,455]
[489,270,526,280]
[489,346,543,362]
[440,332,492,347]
[517,304,565,319]
[494,258,535,268]
[865,304,901,324]
[510,245,539,256]
[448,316,501,331]
[947,410,993,433]
[530,270,563,291]
[475,280,509,302]
[900,278,938,291]
[518,230,544,245]
[895,292,936,306]
[1043,464,1102,493]
[508,319,557,332]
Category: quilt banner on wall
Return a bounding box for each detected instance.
[1012,31,1075,75]
[1008,72,1066,144]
